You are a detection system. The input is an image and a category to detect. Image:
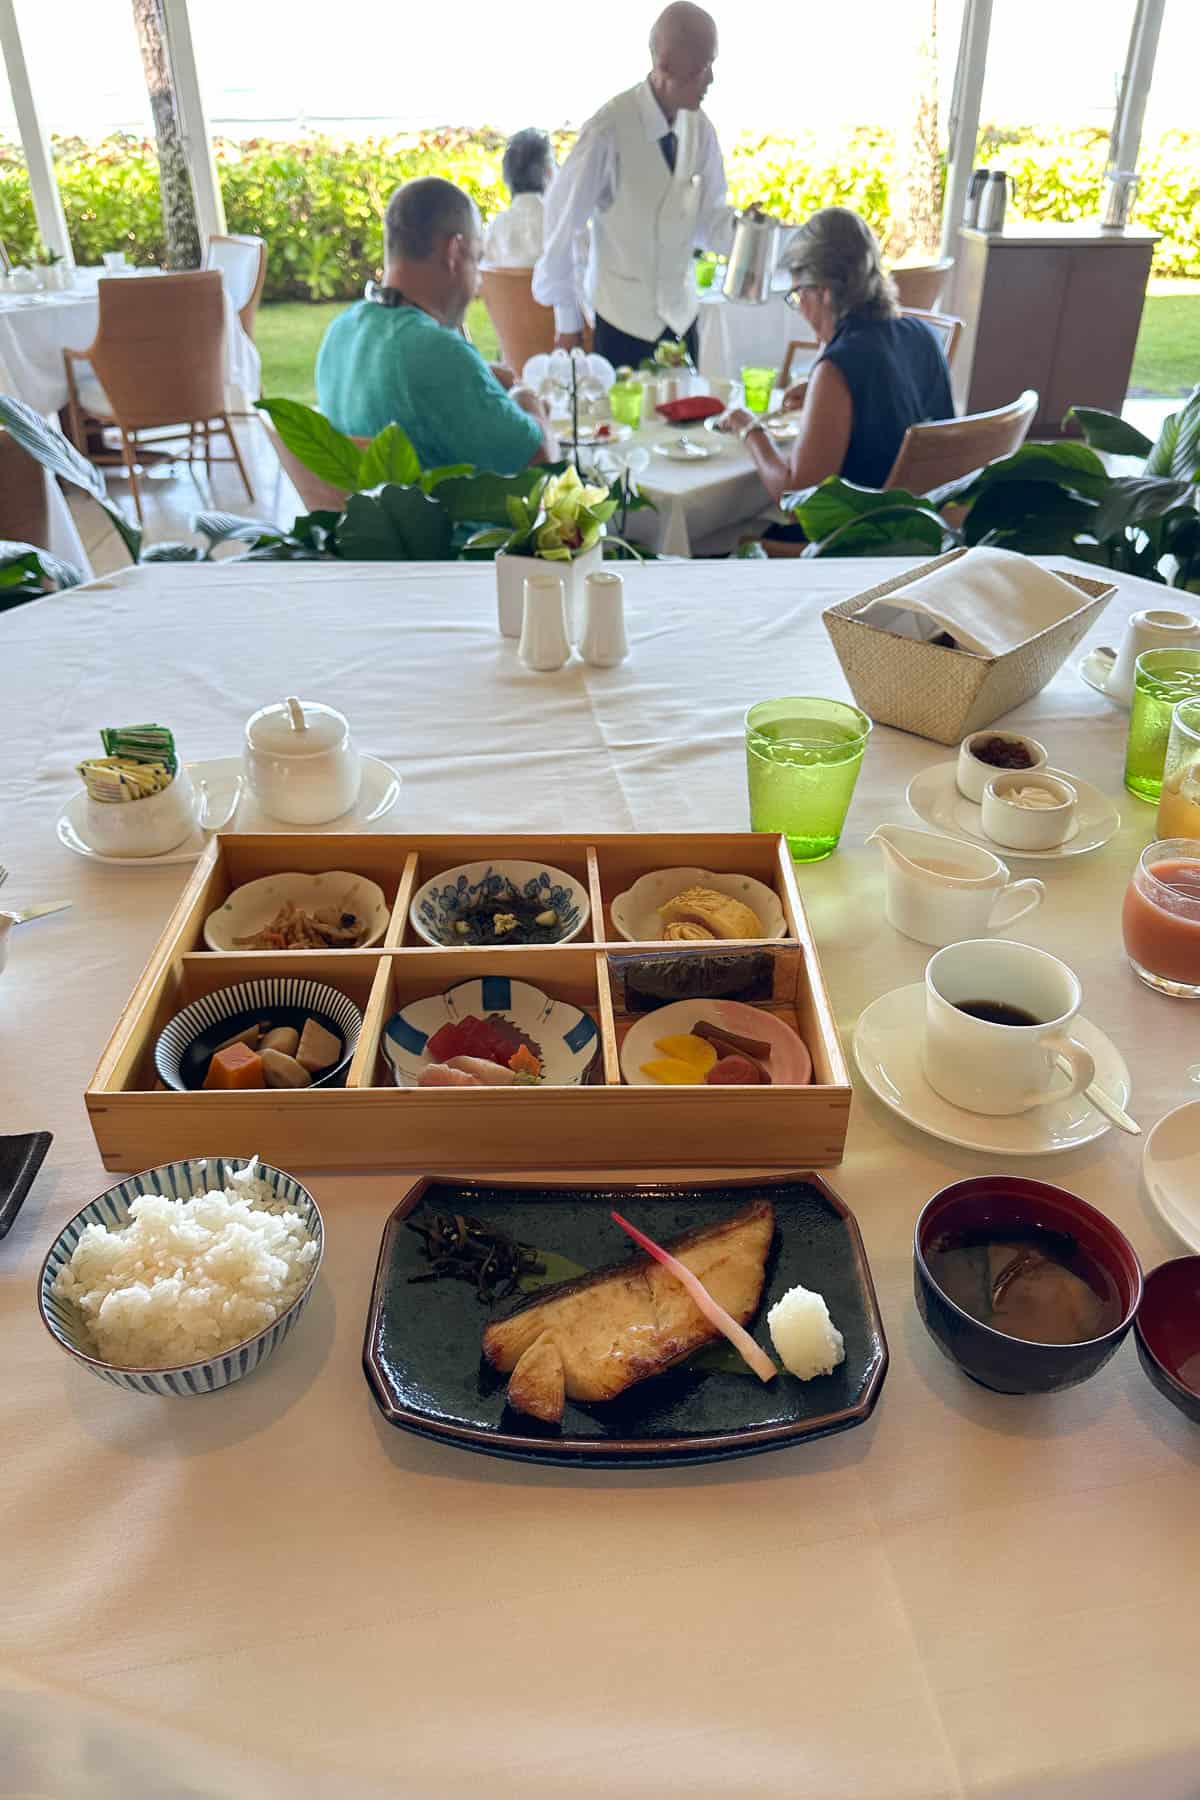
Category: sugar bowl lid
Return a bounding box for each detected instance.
[245,696,350,757]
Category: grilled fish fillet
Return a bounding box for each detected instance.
[482,1200,774,1422]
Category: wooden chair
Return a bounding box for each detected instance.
[884,389,1038,493]
[902,307,964,368]
[63,270,252,524]
[780,337,819,388]
[479,267,556,376]
[0,428,50,548]
[262,417,370,514]
[204,233,267,339]
[891,258,954,312]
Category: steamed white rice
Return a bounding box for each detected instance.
[767,1284,845,1380]
[53,1160,317,1368]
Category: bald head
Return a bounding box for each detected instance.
[649,2,717,118]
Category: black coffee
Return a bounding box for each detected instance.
[955,999,1042,1027]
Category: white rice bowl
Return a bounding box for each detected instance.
[51,1160,319,1369]
[767,1284,846,1380]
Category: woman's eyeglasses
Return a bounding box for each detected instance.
[784,286,809,312]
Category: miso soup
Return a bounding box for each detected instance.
[926,1226,1121,1344]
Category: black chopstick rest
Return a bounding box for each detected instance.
[0,1132,53,1240]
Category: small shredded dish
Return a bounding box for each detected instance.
[204,870,389,952]
[39,1156,323,1394]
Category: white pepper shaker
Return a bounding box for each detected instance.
[580,570,628,668]
[518,571,571,671]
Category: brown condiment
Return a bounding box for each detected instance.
[971,735,1035,770]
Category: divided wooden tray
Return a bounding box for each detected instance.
[84,832,852,1173]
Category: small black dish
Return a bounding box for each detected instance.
[363,1171,888,1468]
[0,1131,52,1240]
[154,976,362,1092]
[1134,1257,1200,1426]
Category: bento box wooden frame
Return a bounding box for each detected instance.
[84,832,852,1174]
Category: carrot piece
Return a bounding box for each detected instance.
[203,1042,266,1089]
[508,1044,542,1077]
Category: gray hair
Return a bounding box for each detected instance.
[502,128,553,197]
[786,207,898,322]
[384,178,478,263]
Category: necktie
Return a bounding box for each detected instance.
[659,130,677,174]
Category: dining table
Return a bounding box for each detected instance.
[3,555,1199,1800]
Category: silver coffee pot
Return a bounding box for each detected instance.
[722,212,782,305]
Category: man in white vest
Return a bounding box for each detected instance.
[533,2,736,367]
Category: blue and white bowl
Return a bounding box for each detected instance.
[384,976,598,1087]
[409,860,590,948]
[38,1157,324,1395]
[155,976,363,1092]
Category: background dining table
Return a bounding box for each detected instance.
[3,557,1199,1799]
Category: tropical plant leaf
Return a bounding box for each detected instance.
[420,463,473,492]
[1063,406,1155,459]
[97,498,143,564]
[192,511,282,545]
[0,539,87,594]
[335,484,455,560]
[256,397,364,491]
[434,468,548,525]
[140,541,206,562]
[0,394,106,498]
[1091,476,1197,541]
[929,440,1110,509]
[357,422,422,489]
[785,477,941,545]
[1144,389,1200,483]
[959,480,1099,552]
[289,509,342,552]
[804,505,951,558]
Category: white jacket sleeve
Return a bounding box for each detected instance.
[533,123,614,333]
[694,118,737,255]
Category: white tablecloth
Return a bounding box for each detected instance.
[697,288,820,387]
[42,472,92,579]
[3,559,1199,1800]
[622,419,778,556]
[0,271,261,415]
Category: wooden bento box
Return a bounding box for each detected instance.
[84,832,852,1173]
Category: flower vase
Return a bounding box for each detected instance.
[495,540,604,642]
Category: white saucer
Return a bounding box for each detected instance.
[652,435,721,461]
[1142,1099,1200,1251]
[1078,645,1126,706]
[57,754,402,866]
[906,761,1119,860]
[554,421,632,447]
[853,983,1130,1156]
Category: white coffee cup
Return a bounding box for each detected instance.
[922,939,1095,1116]
[868,824,1044,948]
[1105,608,1200,705]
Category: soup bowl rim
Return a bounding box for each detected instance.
[1133,1254,1200,1400]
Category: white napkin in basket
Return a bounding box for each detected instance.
[866,548,1085,657]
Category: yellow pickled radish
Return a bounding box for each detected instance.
[640,1056,708,1086]
[653,1033,717,1073]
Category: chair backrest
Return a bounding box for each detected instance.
[884,389,1039,494]
[205,233,267,338]
[902,307,964,368]
[479,267,555,374]
[780,336,819,388]
[89,271,226,427]
[261,417,370,514]
[0,428,50,548]
[891,258,954,312]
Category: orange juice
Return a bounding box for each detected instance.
[1122,842,1200,995]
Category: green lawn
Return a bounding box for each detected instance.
[256,285,1196,406]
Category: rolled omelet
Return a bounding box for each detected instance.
[658,885,763,940]
[662,920,714,941]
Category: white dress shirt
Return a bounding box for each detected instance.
[533,79,734,334]
[482,193,545,268]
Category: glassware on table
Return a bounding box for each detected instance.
[1121,838,1200,998]
[740,365,776,415]
[1157,698,1200,839]
[608,371,644,429]
[746,696,871,862]
[1124,648,1200,803]
[695,252,719,291]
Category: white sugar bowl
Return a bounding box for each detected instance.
[243,696,362,825]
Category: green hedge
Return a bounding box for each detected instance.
[0,125,1196,302]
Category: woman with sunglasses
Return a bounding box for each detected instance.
[722,207,954,512]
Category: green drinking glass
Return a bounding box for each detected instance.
[746,697,872,862]
[695,252,719,291]
[1124,648,1200,803]
[608,379,644,429]
[740,365,776,415]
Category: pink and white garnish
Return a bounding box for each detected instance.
[610,1210,778,1383]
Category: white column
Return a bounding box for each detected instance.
[162,0,226,244]
[0,0,73,266]
[939,0,993,263]
[1109,0,1166,176]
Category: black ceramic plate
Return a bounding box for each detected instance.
[363,1173,888,1468]
[0,1131,52,1241]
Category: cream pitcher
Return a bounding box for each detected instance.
[868,823,1045,949]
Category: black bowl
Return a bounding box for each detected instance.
[1135,1256,1200,1426]
[914,1176,1143,1394]
[154,976,362,1093]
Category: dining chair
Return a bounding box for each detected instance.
[62,270,253,524]
[0,428,50,549]
[479,267,557,375]
[883,389,1038,493]
[261,417,370,514]
[204,233,267,339]
[890,258,954,312]
[902,307,964,368]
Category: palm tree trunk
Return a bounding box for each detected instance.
[131,0,201,269]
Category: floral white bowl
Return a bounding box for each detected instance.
[203,870,389,952]
[610,867,787,943]
[409,860,590,947]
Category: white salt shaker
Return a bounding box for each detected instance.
[580,570,628,668]
[519,571,571,671]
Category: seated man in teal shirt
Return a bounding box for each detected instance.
[316,177,558,474]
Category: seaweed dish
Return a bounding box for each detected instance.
[445,884,568,945]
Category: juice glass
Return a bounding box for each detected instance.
[608,378,644,429]
[1156,698,1200,838]
[746,697,871,862]
[1122,838,1200,997]
[740,366,775,415]
[1124,649,1200,802]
